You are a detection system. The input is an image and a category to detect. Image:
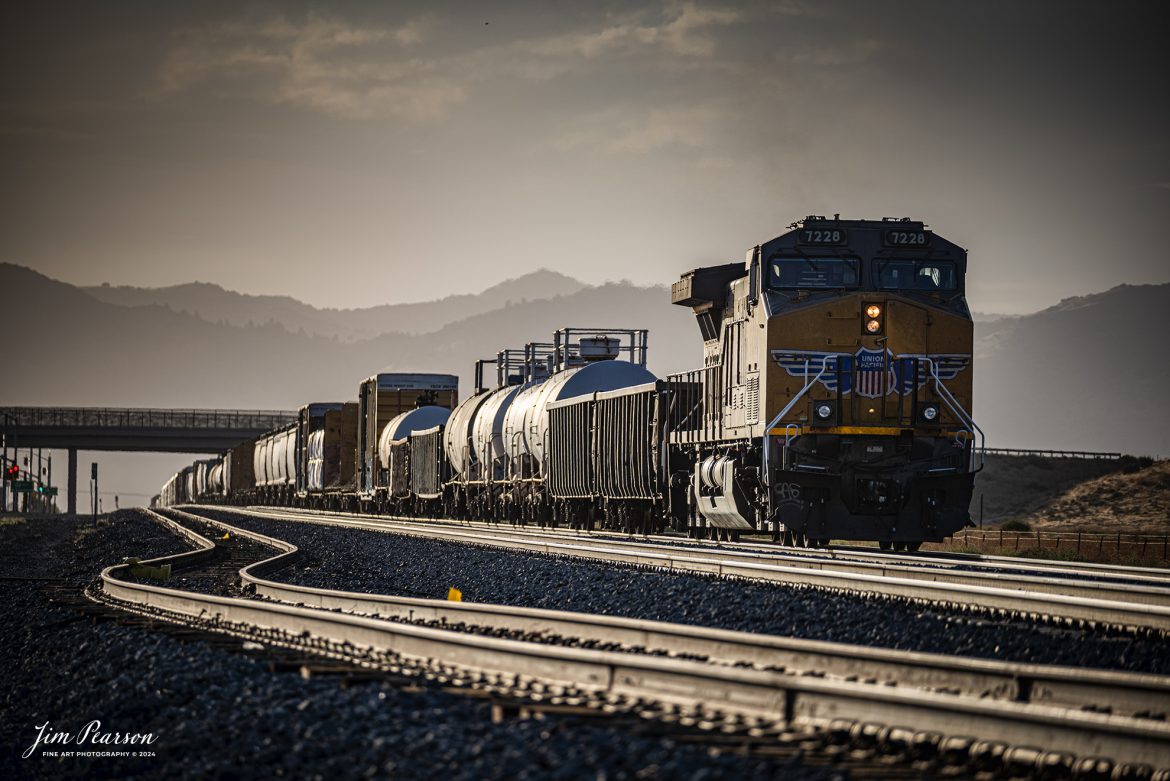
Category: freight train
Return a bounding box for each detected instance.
[157,217,982,549]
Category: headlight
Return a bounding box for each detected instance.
[865,319,882,334]
[865,304,882,319]
[920,403,940,422]
[815,403,833,419]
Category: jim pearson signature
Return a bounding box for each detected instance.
[23,721,158,759]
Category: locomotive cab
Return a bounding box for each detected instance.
[673,216,981,547]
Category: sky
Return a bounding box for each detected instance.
[2,1,1168,314]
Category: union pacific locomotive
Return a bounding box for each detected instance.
[158,217,981,549]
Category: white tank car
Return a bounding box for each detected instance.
[284,429,295,484]
[255,428,295,487]
[471,384,527,480]
[443,391,492,480]
[378,406,453,469]
[207,461,224,495]
[445,383,526,481]
[306,429,325,490]
[502,360,656,475]
[253,439,266,487]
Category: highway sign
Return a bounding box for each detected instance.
[12,480,34,493]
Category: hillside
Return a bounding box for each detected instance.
[83,269,587,341]
[971,454,1143,525]
[973,283,1170,458]
[1025,460,1170,533]
[0,264,693,407]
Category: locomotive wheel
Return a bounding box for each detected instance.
[879,541,892,551]
[906,542,922,552]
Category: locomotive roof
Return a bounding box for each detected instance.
[760,216,967,260]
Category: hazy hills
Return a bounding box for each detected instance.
[83,268,587,341]
[1,263,696,409]
[973,283,1169,457]
[3,263,1168,462]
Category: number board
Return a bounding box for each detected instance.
[798,227,847,246]
[883,229,931,247]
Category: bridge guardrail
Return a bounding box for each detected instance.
[0,407,296,430]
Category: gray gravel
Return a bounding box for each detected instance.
[0,512,844,781]
[197,507,1170,675]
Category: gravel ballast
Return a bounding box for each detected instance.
[197,507,1170,675]
[0,512,842,781]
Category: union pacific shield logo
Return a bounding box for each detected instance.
[853,348,891,398]
[771,348,969,397]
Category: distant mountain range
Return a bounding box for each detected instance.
[4,263,1167,465]
[84,268,587,341]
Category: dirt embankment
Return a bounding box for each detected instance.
[1024,460,1170,534]
[972,454,1147,525]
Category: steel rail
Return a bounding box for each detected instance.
[237,504,1170,588]
[160,507,1170,719]
[214,505,1170,633]
[99,509,1170,773]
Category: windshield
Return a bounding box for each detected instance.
[769,258,859,289]
[876,260,958,291]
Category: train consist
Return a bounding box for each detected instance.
[158,217,981,548]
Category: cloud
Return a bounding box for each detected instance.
[553,106,720,155]
[155,12,465,121]
[529,3,743,60]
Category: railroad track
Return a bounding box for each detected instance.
[204,505,1170,634]
[233,505,1170,589]
[91,506,1170,777]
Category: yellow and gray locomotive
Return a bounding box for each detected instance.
[671,216,980,548]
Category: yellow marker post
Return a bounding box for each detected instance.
[447,587,463,602]
[222,532,231,540]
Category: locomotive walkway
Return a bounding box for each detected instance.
[0,406,294,513]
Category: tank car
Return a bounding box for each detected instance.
[442,350,529,520]
[252,424,297,505]
[375,405,452,513]
[355,373,458,511]
[669,216,981,547]
[441,329,654,525]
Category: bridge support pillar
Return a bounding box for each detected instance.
[67,448,77,515]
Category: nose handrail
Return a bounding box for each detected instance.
[761,354,837,479]
[924,358,985,472]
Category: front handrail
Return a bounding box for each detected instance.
[924,358,985,472]
[761,354,836,478]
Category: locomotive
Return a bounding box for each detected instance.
[157,216,981,548]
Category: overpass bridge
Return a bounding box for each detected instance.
[1,407,296,514]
